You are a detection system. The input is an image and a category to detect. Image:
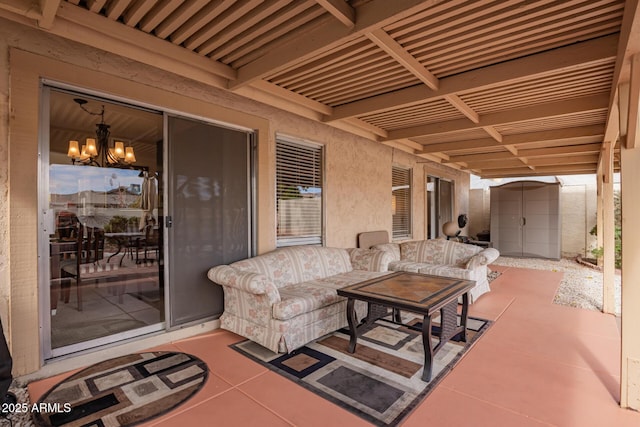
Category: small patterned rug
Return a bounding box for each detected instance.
[32,352,207,427]
[232,314,491,426]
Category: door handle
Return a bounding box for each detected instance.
[165,216,173,228]
[520,217,526,227]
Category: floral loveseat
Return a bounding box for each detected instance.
[372,239,500,303]
[207,246,393,353]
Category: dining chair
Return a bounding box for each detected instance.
[60,223,105,311]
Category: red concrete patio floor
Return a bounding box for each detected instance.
[28,266,640,426]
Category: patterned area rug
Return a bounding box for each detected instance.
[232,314,491,426]
[32,352,207,427]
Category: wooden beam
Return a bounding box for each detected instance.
[419,138,501,154]
[419,125,605,154]
[44,2,235,87]
[526,154,600,167]
[519,143,604,158]
[387,94,609,141]
[250,80,333,115]
[619,82,629,138]
[444,94,479,123]
[627,54,640,149]
[342,117,388,138]
[230,0,438,89]
[39,0,60,29]
[447,145,606,165]
[480,163,598,178]
[396,138,423,151]
[87,0,106,13]
[326,34,618,121]
[444,151,514,164]
[315,0,355,27]
[602,94,619,184]
[105,0,131,20]
[0,0,43,19]
[366,28,439,90]
[482,125,503,142]
[184,0,264,53]
[122,0,157,28]
[138,0,182,33]
[461,158,524,169]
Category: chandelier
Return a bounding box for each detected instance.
[67,98,136,167]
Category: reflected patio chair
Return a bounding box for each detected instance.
[136,225,160,264]
[59,223,105,311]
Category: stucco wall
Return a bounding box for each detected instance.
[0,18,471,376]
[0,28,9,356]
[561,183,598,258]
[469,188,491,240]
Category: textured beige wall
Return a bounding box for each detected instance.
[0,32,9,356]
[561,183,598,258]
[0,18,469,375]
[469,188,491,240]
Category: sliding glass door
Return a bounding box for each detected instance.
[43,87,165,357]
[41,87,255,358]
[166,116,253,326]
[426,176,453,239]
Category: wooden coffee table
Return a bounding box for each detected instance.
[337,271,475,381]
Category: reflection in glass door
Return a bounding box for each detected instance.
[44,87,165,357]
[426,176,453,239]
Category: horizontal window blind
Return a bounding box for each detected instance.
[276,138,323,246]
[392,166,411,239]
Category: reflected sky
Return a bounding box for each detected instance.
[50,164,143,195]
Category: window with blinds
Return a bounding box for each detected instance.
[276,137,323,247]
[392,166,412,240]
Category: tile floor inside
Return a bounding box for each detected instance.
[27,265,640,426]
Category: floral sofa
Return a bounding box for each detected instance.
[372,239,500,303]
[207,246,393,353]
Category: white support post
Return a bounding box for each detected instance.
[596,163,604,268]
[620,145,640,409]
[601,149,616,314]
[620,54,640,410]
[602,171,616,314]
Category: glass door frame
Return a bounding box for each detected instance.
[38,82,166,360]
[38,81,259,361]
[426,175,454,239]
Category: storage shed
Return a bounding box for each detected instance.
[490,181,561,259]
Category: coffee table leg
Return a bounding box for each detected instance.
[422,314,434,381]
[346,298,358,353]
[459,292,469,342]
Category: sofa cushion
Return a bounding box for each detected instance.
[230,246,353,289]
[388,260,429,273]
[465,247,500,269]
[400,240,440,263]
[400,239,481,265]
[347,248,393,272]
[371,243,401,261]
[272,270,388,321]
[417,264,475,281]
[274,283,344,321]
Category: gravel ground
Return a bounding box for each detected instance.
[492,256,621,315]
